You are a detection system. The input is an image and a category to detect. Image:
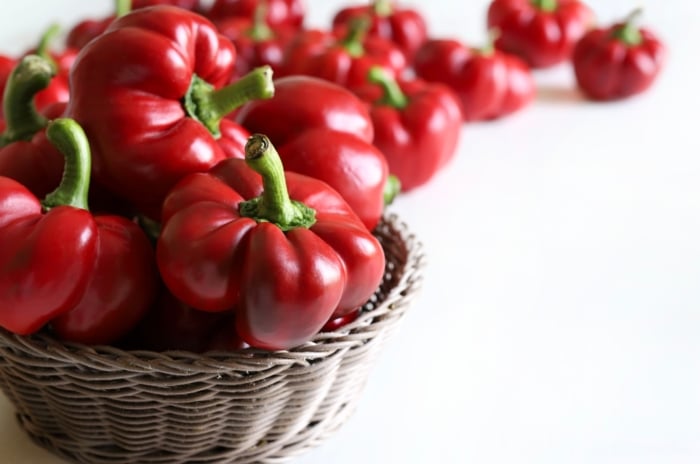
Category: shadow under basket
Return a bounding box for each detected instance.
[0,214,424,464]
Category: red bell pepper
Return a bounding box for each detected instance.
[207,0,305,30]
[158,134,385,350]
[572,9,666,101]
[0,119,157,343]
[332,0,428,61]
[0,55,65,198]
[66,6,274,219]
[280,20,407,92]
[354,67,462,192]
[487,0,594,69]
[215,4,297,79]
[236,75,374,145]
[414,37,535,122]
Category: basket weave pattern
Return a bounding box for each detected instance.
[0,214,424,464]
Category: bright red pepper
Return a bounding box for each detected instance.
[235,76,390,229]
[158,134,385,350]
[215,5,297,79]
[487,0,594,69]
[354,67,462,192]
[280,21,407,92]
[414,37,535,122]
[572,9,666,101]
[66,6,274,219]
[332,0,428,61]
[236,75,374,145]
[0,55,65,198]
[207,0,305,30]
[0,119,157,342]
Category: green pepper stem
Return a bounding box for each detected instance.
[373,0,393,17]
[35,24,61,72]
[384,174,401,205]
[531,0,557,12]
[238,134,316,231]
[614,8,644,46]
[341,18,369,58]
[41,118,92,211]
[368,66,408,109]
[184,65,275,138]
[0,55,54,148]
[248,1,274,41]
[116,0,132,17]
[476,28,500,56]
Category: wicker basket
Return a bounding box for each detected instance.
[0,214,424,464]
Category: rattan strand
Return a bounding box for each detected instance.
[0,214,424,464]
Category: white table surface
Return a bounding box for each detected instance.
[1,1,699,463]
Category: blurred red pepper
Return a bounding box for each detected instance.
[487,0,594,69]
[573,9,666,101]
[207,0,305,30]
[355,67,462,192]
[236,75,374,145]
[332,0,428,61]
[66,0,201,50]
[66,6,274,219]
[215,4,296,79]
[414,37,535,122]
[158,134,385,351]
[280,20,406,92]
[0,119,157,342]
[236,76,390,229]
[0,55,65,198]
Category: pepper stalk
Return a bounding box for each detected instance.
[531,0,557,13]
[613,8,644,46]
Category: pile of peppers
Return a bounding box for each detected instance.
[0,0,666,352]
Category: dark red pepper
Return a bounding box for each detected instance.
[280,20,407,92]
[332,0,428,61]
[207,0,305,30]
[215,4,296,79]
[66,6,274,219]
[487,0,594,69]
[414,37,535,122]
[572,9,666,101]
[158,134,385,350]
[0,119,157,342]
[354,67,462,192]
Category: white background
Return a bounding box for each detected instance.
[1,1,699,463]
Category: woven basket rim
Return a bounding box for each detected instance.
[0,213,425,373]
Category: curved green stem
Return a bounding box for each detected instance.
[384,174,401,205]
[248,1,273,41]
[184,65,274,138]
[0,55,54,147]
[341,18,369,58]
[36,23,61,72]
[42,118,92,211]
[368,66,408,109]
[531,0,557,12]
[613,8,644,46]
[238,134,316,231]
[373,0,393,17]
[476,28,500,56]
[116,0,132,17]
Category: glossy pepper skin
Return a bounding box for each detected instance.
[66,0,201,50]
[0,56,65,198]
[280,22,407,92]
[158,134,385,351]
[332,0,428,61]
[66,6,274,219]
[572,9,666,101]
[355,68,462,192]
[236,75,374,146]
[0,119,157,342]
[207,0,305,30]
[487,0,594,69]
[414,38,535,122]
